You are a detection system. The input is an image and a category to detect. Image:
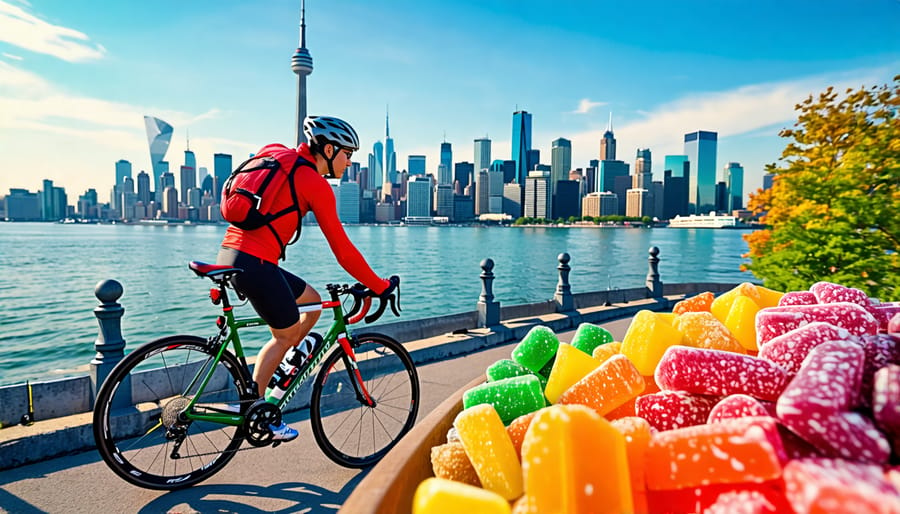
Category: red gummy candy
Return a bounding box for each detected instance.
[859,334,900,408]
[756,302,878,347]
[656,345,789,402]
[777,340,865,416]
[646,480,789,514]
[708,394,774,423]
[783,458,900,513]
[811,281,887,328]
[873,364,900,443]
[635,390,721,432]
[778,291,818,306]
[703,487,793,514]
[758,321,858,375]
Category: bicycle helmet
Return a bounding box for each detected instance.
[303,116,360,151]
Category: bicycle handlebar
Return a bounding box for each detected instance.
[335,276,401,325]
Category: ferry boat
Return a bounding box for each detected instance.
[668,211,741,229]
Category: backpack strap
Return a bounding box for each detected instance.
[267,154,315,260]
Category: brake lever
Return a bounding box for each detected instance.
[365,296,389,324]
[388,294,400,317]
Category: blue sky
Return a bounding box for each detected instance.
[1,0,898,203]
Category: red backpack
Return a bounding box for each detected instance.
[220,143,313,252]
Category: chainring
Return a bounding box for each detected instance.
[243,399,282,447]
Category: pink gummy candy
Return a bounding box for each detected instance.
[786,411,890,463]
[656,345,790,402]
[873,364,900,440]
[859,334,900,408]
[810,281,887,327]
[758,322,858,375]
[708,394,774,423]
[777,340,865,416]
[778,291,818,306]
[756,302,879,347]
[783,458,900,513]
[635,390,721,432]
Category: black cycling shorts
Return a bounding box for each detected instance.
[216,247,307,330]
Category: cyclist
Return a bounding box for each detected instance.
[216,115,397,442]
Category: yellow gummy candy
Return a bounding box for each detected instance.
[724,294,762,351]
[521,404,633,514]
[591,341,621,362]
[620,310,685,376]
[710,282,761,323]
[673,311,746,354]
[454,404,523,500]
[754,285,785,309]
[544,343,603,404]
[413,477,512,514]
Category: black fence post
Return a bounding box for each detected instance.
[646,246,663,298]
[555,252,574,312]
[477,258,501,327]
[90,279,130,408]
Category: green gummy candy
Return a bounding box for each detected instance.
[462,375,545,425]
[486,359,532,382]
[511,325,560,374]
[570,323,614,356]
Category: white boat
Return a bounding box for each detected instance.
[668,211,740,229]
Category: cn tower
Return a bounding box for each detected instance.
[292,0,313,146]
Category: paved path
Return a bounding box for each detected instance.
[0,318,633,514]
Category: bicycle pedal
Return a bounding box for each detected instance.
[271,441,282,448]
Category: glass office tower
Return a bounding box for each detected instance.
[512,111,532,186]
[684,131,717,214]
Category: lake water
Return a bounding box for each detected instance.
[0,222,756,386]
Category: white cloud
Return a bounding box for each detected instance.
[2,51,23,60]
[571,98,606,114]
[0,1,106,62]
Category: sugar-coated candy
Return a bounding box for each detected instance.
[635,390,721,432]
[757,321,856,374]
[672,291,714,315]
[569,322,613,356]
[462,374,545,425]
[620,310,684,376]
[782,458,900,514]
[453,404,523,500]
[707,393,774,423]
[605,375,660,421]
[610,416,652,514]
[644,416,786,490]
[558,354,645,416]
[778,290,818,306]
[755,284,786,309]
[859,334,900,408]
[506,410,540,460]
[413,477,511,514]
[591,340,621,362]
[673,312,746,353]
[703,488,792,514]
[891,311,900,333]
[873,364,900,447]
[756,302,879,346]
[646,480,789,514]
[777,340,864,416]
[810,280,885,325]
[485,359,532,382]
[511,325,559,374]
[723,294,762,351]
[521,404,632,513]
[710,282,762,323]
[430,442,481,487]
[543,343,602,404]
[655,345,789,402]
[879,304,900,332]
[791,411,891,463]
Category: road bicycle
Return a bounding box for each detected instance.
[92,261,420,490]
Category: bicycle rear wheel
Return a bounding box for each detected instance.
[92,335,253,490]
[309,333,420,468]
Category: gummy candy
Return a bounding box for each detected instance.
[756,302,878,347]
[723,294,762,351]
[782,458,900,514]
[485,359,533,382]
[413,477,511,514]
[672,291,714,315]
[778,291,818,306]
[655,345,789,402]
[710,282,762,323]
[558,354,646,416]
[591,340,621,362]
[506,410,540,460]
[645,480,789,514]
[462,375,545,425]
[430,441,482,487]
[543,343,602,404]
[859,334,900,408]
[673,311,746,353]
[757,321,856,374]
[511,325,559,374]
[635,390,721,432]
[620,310,685,376]
[569,322,613,356]
[453,404,523,500]
[707,393,774,423]
[610,416,652,514]
[873,364,900,448]
[776,340,864,416]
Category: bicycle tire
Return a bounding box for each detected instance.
[92,335,253,490]
[309,333,420,468]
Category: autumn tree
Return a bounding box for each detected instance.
[744,75,900,300]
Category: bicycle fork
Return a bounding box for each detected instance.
[334,334,376,408]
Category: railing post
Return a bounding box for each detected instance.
[555,252,574,312]
[646,246,663,298]
[90,279,130,408]
[477,258,500,327]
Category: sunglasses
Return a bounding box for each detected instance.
[342,149,354,160]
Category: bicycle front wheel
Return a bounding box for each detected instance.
[92,335,253,490]
[310,333,420,468]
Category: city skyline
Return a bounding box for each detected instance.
[1,1,899,202]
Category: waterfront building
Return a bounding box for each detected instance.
[524,170,551,219]
[489,169,504,214]
[213,153,232,199]
[474,137,491,172]
[452,194,475,223]
[369,141,384,193]
[198,166,209,187]
[79,189,99,219]
[626,188,651,218]
[503,183,523,218]
[159,172,175,205]
[184,147,196,172]
[634,148,652,189]
[599,160,629,195]
[440,142,452,178]
[600,113,616,161]
[384,112,397,185]
[715,181,729,213]
[684,130,718,214]
[435,183,454,219]
[554,180,580,220]
[3,189,41,221]
[115,159,132,186]
[408,155,426,177]
[186,187,201,209]
[512,110,532,186]
[454,162,474,191]
[179,165,196,204]
[652,181,664,220]
[332,180,360,223]
[551,138,572,199]
[475,170,490,215]
[437,164,452,186]
[406,176,432,218]
[137,171,151,206]
[491,159,517,185]
[162,186,178,218]
[763,172,775,191]
[582,191,618,218]
[291,0,313,145]
[359,189,376,223]
[725,162,744,212]
[144,116,173,202]
[40,179,66,221]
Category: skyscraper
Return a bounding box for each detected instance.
[384,110,397,184]
[440,141,452,176]
[292,0,313,145]
[512,111,532,186]
[115,159,132,186]
[600,113,616,161]
[474,137,491,172]
[633,148,652,189]
[408,155,426,176]
[144,115,173,200]
[370,141,384,192]
[213,153,232,199]
[551,138,572,198]
[725,162,744,212]
[684,130,718,214]
[137,171,151,206]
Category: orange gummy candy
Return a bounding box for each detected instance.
[672,291,715,315]
[558,354,646,416]
[673,311,746,353]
